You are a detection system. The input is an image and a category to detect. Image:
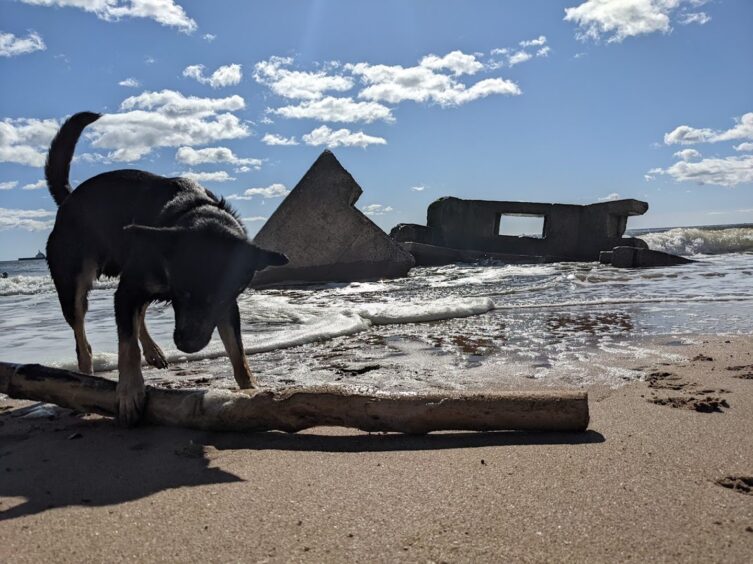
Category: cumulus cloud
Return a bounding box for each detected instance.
[261,133,298,146]
[664,112,753,145]
[564,0,710,43]
[508,51,533,66]
[242,216,268,223]
[175,146,261,169]
[202,33,216,42]
[419,50,484,76]
[253,56,354,100]
[20,0,197,33]
[488,37,550,68]
[183,64,242,88]
[597,192,621,202]
[269,96,394,123]
[650,155,753,187]
[85,89,249,162]
[178,170,235,183]
[0,181,18,190]
[301,125,386,148]
[349,61,520,106]
[0,117,59,167]
[22,179,47,190]
[673,148,701,161]
[735,142,753,152]
[0,207,55,231]
[362,204,393,216]
[520,35,548,48]
[410,185,426,191]
[227,183,290,200]
[118,77,140,88]
[0,31,46,57]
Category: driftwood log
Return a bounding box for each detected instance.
[0,362,589,433]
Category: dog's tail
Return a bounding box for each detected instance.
[45,111,102,206]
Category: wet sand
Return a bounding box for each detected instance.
[1,336,752,562]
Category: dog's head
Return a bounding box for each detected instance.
[125,224,288,353]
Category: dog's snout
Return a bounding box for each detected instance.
[174,328,212,354]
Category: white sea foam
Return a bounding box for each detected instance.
[356,297,496,325]
[642,227,753,256]
[0,274,118,297]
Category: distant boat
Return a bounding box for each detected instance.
[18,251,46,261]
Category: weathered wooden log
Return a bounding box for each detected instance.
[0,362,589,433]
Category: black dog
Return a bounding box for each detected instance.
[45,112,288,425]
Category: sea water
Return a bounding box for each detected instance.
[1,225,752,391]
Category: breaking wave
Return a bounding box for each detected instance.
[642,226,753,256]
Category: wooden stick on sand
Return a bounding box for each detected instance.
[0,362,589,433]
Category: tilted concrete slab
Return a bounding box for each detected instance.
[391,196,650,265]
[605,246,695,268]
[251,151,414,286]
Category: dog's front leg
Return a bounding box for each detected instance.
[114,284,147,426]
[217,300,257,389]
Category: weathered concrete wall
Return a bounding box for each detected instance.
[391,196,649,263]
[252,151,414,285]
[606,246,695,268]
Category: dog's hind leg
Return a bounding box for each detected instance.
[139,304,168,369]
[217,300,257,389]
[51,259,97,374]
[114,281,147,426]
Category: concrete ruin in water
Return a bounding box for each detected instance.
[251,151,414,286]
[251,152,691,285]
[391,196,653,266]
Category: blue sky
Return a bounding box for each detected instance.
[1,0,752,260]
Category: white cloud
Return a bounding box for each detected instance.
[664,112,753,145]
[520,35,548,48]
[253,56,354,100]
[86,89,249,162]
[537,46,551,57]
[598,192,621,201]
[508,51,532,66]
[678,11,710,25]
[269,96,394,123]
[362,204,393,216]
[242,216,268,223]
[202,33,216,42]
[301,125,386,148]
[178,170,235,183]
[22,179,47,190]
[118,77,140,88]
[0,31,46,57]
[419,50,484,76]
[735,142,753,152]
[651,155,753,187]
[144,56,156,64]
[350,60,520,106]
[0,117,59,167]
[410,185,426,192]
[175,146,261,168]
[564,0,709,43]
[261,133,298,146]
[183,64,242,88]
[0,207,55,231]
[227,183,290,200]
[0,181,18,190]
[673,148,701,161]
[20,0,197,33]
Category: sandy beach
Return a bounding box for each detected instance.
[0,335,751,563]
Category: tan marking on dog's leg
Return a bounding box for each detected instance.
[138,304,168,369]
[73,262,97,374]
[117,310,145,427]
[218,321,256,389]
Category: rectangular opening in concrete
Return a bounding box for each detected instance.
[497,214,545,238]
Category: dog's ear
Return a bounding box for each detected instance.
[123,225,185,254]
[245,242,289,272]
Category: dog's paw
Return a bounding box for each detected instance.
[143,343,168,369]
[116,384,146,427]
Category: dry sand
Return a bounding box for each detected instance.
[1,335,752,563]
